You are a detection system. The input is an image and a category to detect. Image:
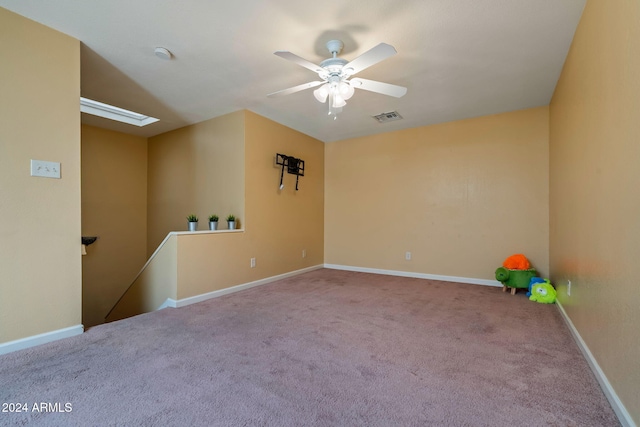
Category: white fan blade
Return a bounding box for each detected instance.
[350,78,407,98]
[267,81,324,97]
[342,43,397,76]
[274,51,323,74]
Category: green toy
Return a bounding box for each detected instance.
[529,281,557,304]
[495,267,537,290]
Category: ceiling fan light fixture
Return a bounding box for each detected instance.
[313,84,329,103]
[332,93,347,108]
[339,81,355,100]
[328,103,342,119]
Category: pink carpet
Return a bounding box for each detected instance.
[0,269,619,426]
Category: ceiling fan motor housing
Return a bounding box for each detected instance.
[321,40,351,78]
[319,58,349,78]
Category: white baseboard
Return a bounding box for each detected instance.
[324,264,502,287]
[556,301,635,427]
[0,325,84,356]
[158,264,324,310]
[157,299,175,310]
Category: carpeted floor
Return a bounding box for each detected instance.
[0,269,619,426]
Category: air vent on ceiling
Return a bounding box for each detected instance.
[373,111,403,123]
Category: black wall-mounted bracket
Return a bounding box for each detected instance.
[82,236,98,246]
[276,153,305,191]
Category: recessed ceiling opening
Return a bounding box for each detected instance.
[80,97,159,127]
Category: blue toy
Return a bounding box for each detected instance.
[527,277,546,297]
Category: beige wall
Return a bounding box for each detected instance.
[325,107,549,280]
[549,0,640,422]
[108,110,324,317]
[172,111,324,299]
[147,111,245,253]
[0,9,81,343]
[243,111,324,273]
[106,235,177,323]
[81,125,148,328]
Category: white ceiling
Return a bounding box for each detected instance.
[1,0,586,143]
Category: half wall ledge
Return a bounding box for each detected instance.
[173,229,244,235]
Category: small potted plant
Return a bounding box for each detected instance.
[187,214,198,232]
[226,214,236,230]
[208,214,219,231]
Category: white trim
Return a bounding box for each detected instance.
[157,299,175,310]
[0,325,84,356]
[172,229,244,236]
[323,264,502,287]
[157,264,324,310]
[556,301,635,427]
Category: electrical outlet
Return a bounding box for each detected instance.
[302,249,306,258]
[250,258,256,268]
[31,159,61,179]
[567,279,571,296]
[405,251,411,261]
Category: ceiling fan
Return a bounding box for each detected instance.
[268,40,407,117]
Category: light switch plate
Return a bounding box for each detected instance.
[31,159,61,179]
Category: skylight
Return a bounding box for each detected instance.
[80,97,159,127]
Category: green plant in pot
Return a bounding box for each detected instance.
[226,214,236,230]
[187,214,198,232]
[208,214,219,231]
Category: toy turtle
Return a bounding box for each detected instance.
[495,267,537,295]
